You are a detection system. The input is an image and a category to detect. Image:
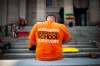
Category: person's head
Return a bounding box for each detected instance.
[46,15,56,22]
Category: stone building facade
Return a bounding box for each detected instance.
[0,0,100,26]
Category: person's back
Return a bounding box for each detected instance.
[28,16,71,61]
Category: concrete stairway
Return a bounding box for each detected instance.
[0,26,100,59]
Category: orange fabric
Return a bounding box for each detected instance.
[28,21,71,60]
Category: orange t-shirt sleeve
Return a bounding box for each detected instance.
[61,25,72,41]
[28,24,37,48]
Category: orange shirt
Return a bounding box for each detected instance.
[28,21,71,60]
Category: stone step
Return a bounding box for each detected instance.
[12,39,99,44]
[17,26,100,32]
[12,39,100,45]
[20,39,100,42]
[12,41,93,45]
[62,45,95,48]
[7,49,33,53]
[1,52,100,59]
[13,43,93,45]
[16,36,100,40]
[79,48,100,52]
[6,48,100,53]
[11,44,95,49]
[0,58,100,66]
[64,42,95,45]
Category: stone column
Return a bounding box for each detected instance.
[0,0,2,25]
[89,0,100,25]
[1,0,7,26]
[64,0,75,26]
[36,0,46,21]
[19,0,26,19]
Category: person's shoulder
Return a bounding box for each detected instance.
[56,23,69,30]
[53,22,61,25]
[32,22,44,28]
[54,22,66,27]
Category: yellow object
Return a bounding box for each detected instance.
[62,47,79,53]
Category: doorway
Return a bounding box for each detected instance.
[74,7,88,26]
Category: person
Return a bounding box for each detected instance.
[59,7,64,24]
[18,17,26,29]
[4,25,8,36]
[28,15,72,61]
[11,24,17,40]
[0,37,11,54]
